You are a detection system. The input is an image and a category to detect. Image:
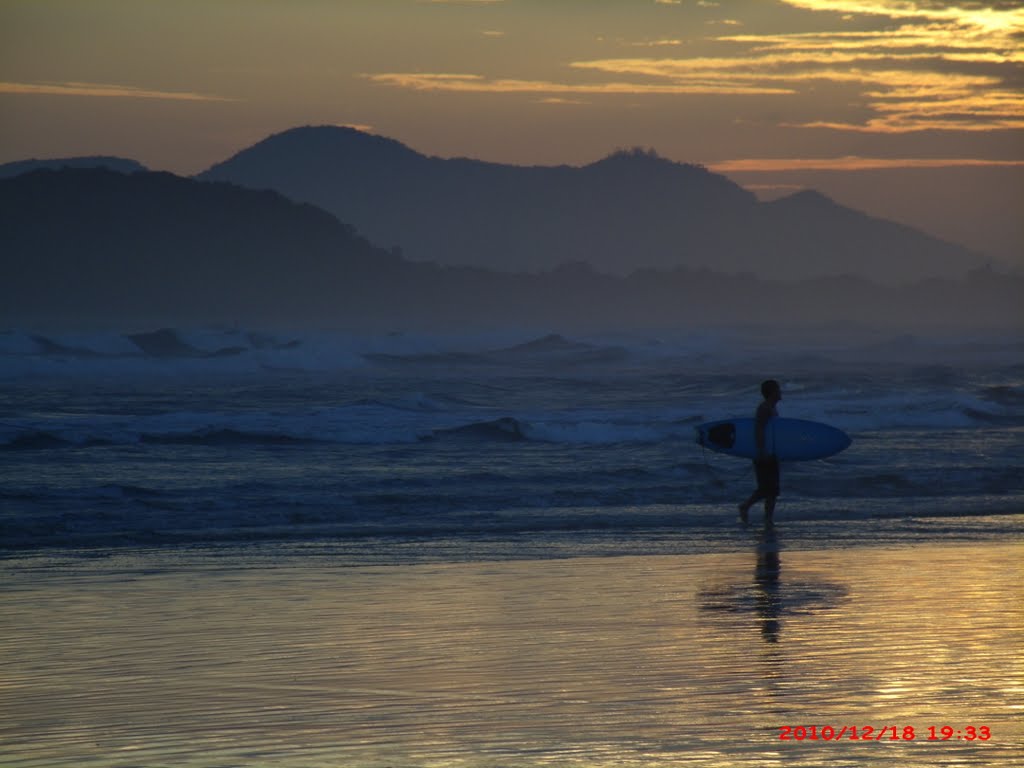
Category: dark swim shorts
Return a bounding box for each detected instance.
[754,457,780,496]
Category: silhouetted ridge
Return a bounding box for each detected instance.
[583,149,753,209]
[586,147,720,183]
[0,168,395,328]
[0,155,147,178]
[202,125,428,190]
[770,188,835,206]
[754,188,975,283]
[198,125,983,281]
[2,164,1017,332]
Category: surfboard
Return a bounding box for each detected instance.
[695,417,851,461]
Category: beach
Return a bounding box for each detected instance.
[2,539,1021,767]
[2,332,1022,765]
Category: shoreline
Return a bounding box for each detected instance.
[2,509,1023,570]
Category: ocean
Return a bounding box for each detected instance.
[3,326,1022,562]
[3,326,1024,767]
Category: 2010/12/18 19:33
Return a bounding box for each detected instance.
[778,725,992,741]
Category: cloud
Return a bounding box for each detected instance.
[367,0,1023,135]
[781,0,1024,30]
[710,156,1024,172]
[719,28,1023,64]
[334,122,376,133]
[366,72,793,96]
[570,54,1023,131]
[628,39,683,48]
[570,0,1024,133]
[538,97,588,105]
[740,183,805,194]
[0,81,231,102]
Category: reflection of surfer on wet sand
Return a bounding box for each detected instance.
[755,529,782,644]
[698,530,847,641]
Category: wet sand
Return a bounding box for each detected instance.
[2,539,1021,767]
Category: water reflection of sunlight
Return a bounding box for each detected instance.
[755,529,783,644]
[3,544,1021,767]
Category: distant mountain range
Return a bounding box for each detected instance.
[1,167,1018,332]
[198,126,984,283]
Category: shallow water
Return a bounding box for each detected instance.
[2,541,1021,767]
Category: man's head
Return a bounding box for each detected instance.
[761,379,782,402]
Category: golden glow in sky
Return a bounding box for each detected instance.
[2,0,1020,164]
[368,1,1024,136]
[1,0,1021,262]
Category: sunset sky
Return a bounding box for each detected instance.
[2,0,1022,266]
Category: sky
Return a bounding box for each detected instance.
[2,0,1022,267]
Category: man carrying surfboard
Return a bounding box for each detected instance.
[738,379,782,527]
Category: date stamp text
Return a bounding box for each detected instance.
[779,725,992,742]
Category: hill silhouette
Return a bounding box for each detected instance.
[0,168,398,328]
[198,126,983,283]
[0,156,147,178]
[1,167,1018,332]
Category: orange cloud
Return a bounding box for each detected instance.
[628,39,683,47]
[781,0,1024,33]
[571,1,1023,135]
[366,0,1022,135]
[334,122,376,133]
[711,156,1024,172]
[0,81,231,102]
[366,72,793,96]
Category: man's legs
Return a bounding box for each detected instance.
[741,458,779,526]
[739,491,762,524]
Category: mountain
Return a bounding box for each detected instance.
[1,167,1018,332]
[198,126,984,283]
[0,156,147,178]
[0,168,398,328]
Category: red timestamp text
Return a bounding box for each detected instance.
[778,725,992,742]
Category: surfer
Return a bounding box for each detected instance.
[739,379,782,527]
